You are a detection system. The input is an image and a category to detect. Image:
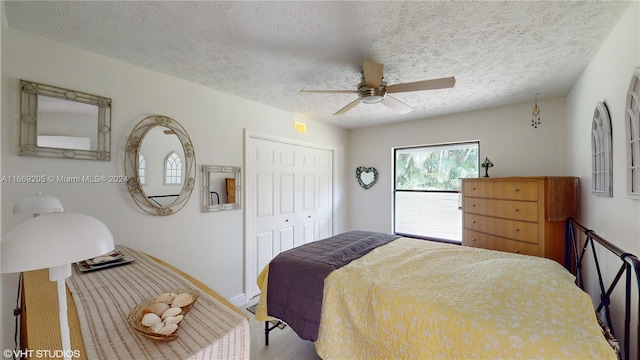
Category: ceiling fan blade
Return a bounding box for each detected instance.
[386,76,456,93]
[300,90,358,94]
[334,98,361,115]
[382,95,413,114]
[362,60,384,89]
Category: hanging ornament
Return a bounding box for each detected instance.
[532,95,541,128]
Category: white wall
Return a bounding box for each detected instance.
[0,0,5,354]
[567,2,639,253]
[566,4,639,358]
[0,27,349,350]
[348,97,568,232]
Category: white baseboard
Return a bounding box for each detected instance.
[228,293,248,306]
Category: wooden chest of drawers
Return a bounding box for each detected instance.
[461,176,579,263]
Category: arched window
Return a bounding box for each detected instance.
[626,68,640,199]
[592,102,612,196]
[138,153,146,185]
[164,151,183,185]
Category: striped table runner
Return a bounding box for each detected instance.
[66,246,249,360]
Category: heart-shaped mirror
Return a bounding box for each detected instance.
[356,166,378,189]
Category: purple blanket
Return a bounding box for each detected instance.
[266,231,400,341]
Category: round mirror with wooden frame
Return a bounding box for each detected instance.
[125,115,196,215]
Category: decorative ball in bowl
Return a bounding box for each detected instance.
[127,289,199,341]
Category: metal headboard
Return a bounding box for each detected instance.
[565,218,640,360]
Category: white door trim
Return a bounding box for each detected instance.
[244,129,337,152]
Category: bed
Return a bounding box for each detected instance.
[20,245,250,360]
[255,221,639,359]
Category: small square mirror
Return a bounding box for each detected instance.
[202,165,241,212]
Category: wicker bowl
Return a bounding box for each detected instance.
[127,289,199,341]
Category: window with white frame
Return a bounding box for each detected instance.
[592,102,612,196]
[164,151,183,185]
[625,67,640,199]
[138,153,146,185]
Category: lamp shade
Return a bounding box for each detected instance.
[1,213,114,274]
[13,192,64,216]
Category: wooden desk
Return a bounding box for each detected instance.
[21,269,86,359]
[21,254,246,360]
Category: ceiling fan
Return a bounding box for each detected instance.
[300,60,455,115]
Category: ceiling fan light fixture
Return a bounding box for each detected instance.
[361,94,384,104]
[359,86,385,104]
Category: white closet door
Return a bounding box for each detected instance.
[275,142,297,254]
[314,148,333,240]
[247,139,296,298]
[298,146,333,244]
[299,147,317,246]
[245,135,333,299]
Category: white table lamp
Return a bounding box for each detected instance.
[12,192,64,217]
[1,213,114,360]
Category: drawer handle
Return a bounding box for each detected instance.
[471,238,477,242]
[514,249,520,254]
[513,208,519,212]
[472,187,476,190]
[514,188,520,192]
[472,204,476,207]
[472,220,477,224]
[514,228,520,232]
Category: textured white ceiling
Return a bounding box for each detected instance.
[4,1,631,129]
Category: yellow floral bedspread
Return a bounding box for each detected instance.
[259,237,617,359]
